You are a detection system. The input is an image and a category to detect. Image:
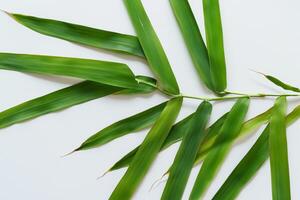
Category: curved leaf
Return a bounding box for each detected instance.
[161,101,212,200]
[257,71,300,93]
[203,0,227,92]
[124,0,180,95]
[169,0,213,91]
[269,97,290,200]
[0,53,138,89]
[109,97,182,200]
[190,98,249,199]
[213,104,300,200]
[73,101,167,151]
[7,12,144,57]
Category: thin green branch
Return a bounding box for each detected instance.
[135,77,300,101]
[181,93,300,102]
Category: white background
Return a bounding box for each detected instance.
[0,0,299,199]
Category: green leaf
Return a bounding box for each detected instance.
[108,112,228,172]
[203,0,227,92]
[72,101,167,151]
[169,0,213,91]
[0,81,120,129]
[0,53,138,89]
[109,97,182,200]
[0,76,156,130]
[195,105,272,164]
[107,105,270,173]
[212,104,300,200]
[269,96,291,200]
[124,0,180,95]
[190,98,249,200]
[7,12,144,57]
[256,70,300,93]
[212,125,270,200]
[161,101,212,200]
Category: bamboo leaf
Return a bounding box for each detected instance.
[269,96,291,200]
[161,101,212,200]
[0,76,156,130]
[203,0,227,92]
[124,0,180,95]
[108,112,228,172]
[213,125,270,200]
[73,101,167,151]
[255,70,300,93]
[189,98,249,199]
[6,12,144,57]
[195,105,272,164]
[169,0,213,91]
[84,104,267,192]
[109,97,182,200]
[0,81,119,129]
[110,104,271,173]
[213,104,300,200]
[0,53,138,89]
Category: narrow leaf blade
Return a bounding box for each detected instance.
[74,101,167,151]
[0,76,156,130]
[108,112,228,172]
[213,126,270,200]
[169,0,213,91]
[190,98,249,199]
[195,105,272,164]
[213,104,300,200]
[110,105,271,173]
[203,0,227,92]
[161,101,212,200]
[109,97,182,200]
[124,0,180,95]
[269,96,291,200]
[0,53,138,89]
[256,71,300,93]
[0,81,120,129]
[7,12,144,57]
